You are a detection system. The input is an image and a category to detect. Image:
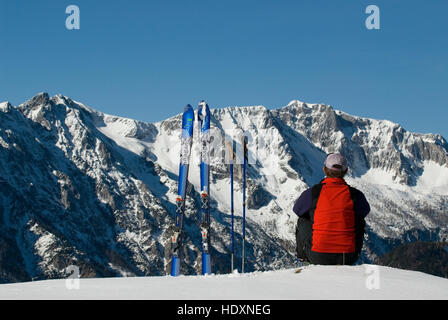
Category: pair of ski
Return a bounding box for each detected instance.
[170,101,211,276]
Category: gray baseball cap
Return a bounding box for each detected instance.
[324,153,348,171]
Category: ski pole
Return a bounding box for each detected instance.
[241,135,247,273]
[226,140,235,272]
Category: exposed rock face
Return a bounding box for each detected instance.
[0,94,447,283]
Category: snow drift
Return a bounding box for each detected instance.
[0,265,447,300]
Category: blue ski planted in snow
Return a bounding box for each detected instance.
[170,104,195,277]
[198,101,211,275]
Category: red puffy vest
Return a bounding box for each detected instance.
[311,178,356,253]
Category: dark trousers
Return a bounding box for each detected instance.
[295,216,365,265]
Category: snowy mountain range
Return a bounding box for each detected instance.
[0,93,447,284]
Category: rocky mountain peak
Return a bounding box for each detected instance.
[20,92,50,109]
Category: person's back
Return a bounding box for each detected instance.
[312,177,356,253]
[293,153,370,265]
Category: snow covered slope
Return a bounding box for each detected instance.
[0,265,447,300]
[0,93,447,283]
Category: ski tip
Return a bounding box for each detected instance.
[183,105,195,121]
[198,100,210,111]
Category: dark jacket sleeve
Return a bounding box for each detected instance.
[293,188,313,217]
[353,189,370,218]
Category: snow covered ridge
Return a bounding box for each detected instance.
[0,265,447,300]
[0,93,447,284]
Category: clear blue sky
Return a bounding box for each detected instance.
[1,0,447,138]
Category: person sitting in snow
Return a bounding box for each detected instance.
[293,153,370,265]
